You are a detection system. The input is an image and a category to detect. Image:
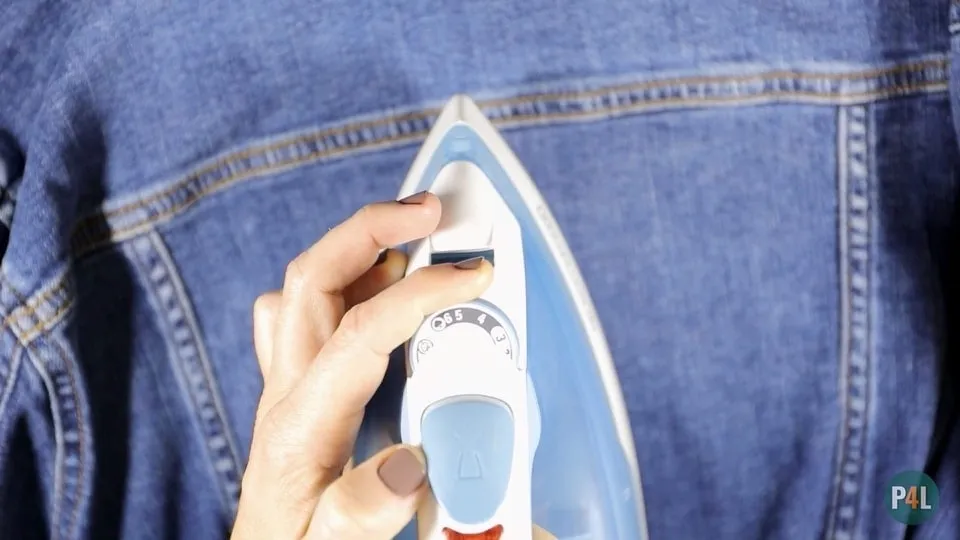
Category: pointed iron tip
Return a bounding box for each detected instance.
[437,94,487,127]
[448,93,476,116]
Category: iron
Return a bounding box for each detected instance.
[395,95,648,540]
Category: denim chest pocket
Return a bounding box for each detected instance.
[2,58,958,540]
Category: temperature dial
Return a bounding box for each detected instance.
[410,301,519,370]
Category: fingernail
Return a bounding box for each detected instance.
[378,447,426,496]
[453,256,485,270]
[398,191,428,205]
[374,249,389,266]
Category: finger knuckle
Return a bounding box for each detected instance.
[252,293,275,320]
[252,293,267,313]
[248,414,319,505]
[354,203,388,251]
[355,202,377,222]
[283,257,308,291]
[251,409,299,470]
[336,302,370,344]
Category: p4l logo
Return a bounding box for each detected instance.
[891,486,931,511]
[885,471,939,525]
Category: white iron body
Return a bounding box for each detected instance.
[399,99,537,540]
[396,95,647,540]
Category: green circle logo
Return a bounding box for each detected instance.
[885,471,939,525]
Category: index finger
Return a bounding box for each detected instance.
[295,191,437,296]
[267,192,439,407]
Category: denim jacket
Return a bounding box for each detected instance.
[1,1,960,539]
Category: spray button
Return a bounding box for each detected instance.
[420,396,515,525]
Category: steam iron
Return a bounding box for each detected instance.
[394,95,649,540]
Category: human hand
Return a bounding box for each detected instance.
[231,192,555,539]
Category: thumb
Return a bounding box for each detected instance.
[307,445,428,540]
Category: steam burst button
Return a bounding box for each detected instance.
[420,397,515,525]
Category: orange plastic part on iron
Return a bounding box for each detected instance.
[442,524,505,540]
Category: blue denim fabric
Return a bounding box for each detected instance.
[1,1,959,539]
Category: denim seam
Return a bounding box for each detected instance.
[3,268,89,540]
[0,345,22,422]
[825,104,872,540]
[0,56,946,344]
[46,334,89,540]
[20,345,66,539]
[0,309,19,404]
[0,275,79,519]
[7,302,88,540]
[0,269,74,402]
[0,58,945,342]
[127,230,243,515]
[2,276,74,346]
[67,57,947,260]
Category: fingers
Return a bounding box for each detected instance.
[342,248,409,308]
[265,193,440,411]
[252,249,409,383]
[306,445,427,540]
[268,259,492,489]
[252,291,282,378]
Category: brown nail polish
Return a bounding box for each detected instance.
[374,250,389,266]
[377,448,426,496]
[454,256,485,270]
[398,190,428,205]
